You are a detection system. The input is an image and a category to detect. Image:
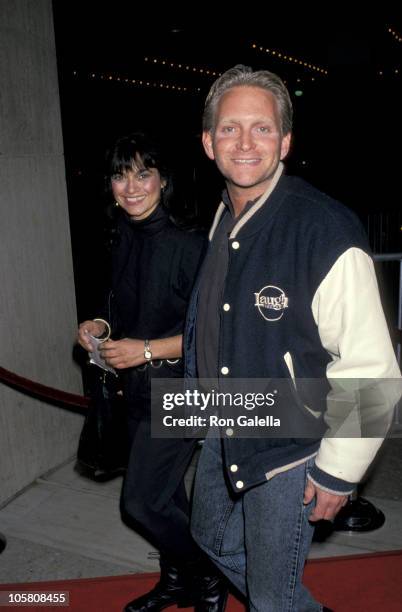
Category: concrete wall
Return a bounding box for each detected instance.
[0,0,83,505]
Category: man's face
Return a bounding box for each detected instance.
[203,86,291,203]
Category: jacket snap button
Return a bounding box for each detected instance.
[230,464,238,472]
[232,241,240,250]
[221,366,229,375]
[223,303,230,311]
[226,428,234,437]
[236,480,244,489]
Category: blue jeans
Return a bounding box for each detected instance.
[191,437,323,611]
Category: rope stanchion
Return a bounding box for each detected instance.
[0,366,89,411]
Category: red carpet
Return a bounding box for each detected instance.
[1,550,402,611]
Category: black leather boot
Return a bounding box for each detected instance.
[191,559,229,612]
[194,573,229,612]
[123,559,193,612]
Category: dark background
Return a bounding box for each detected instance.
[52,4,402,324]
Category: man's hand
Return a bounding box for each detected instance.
[99,338,145,369]
[304,479,348,521]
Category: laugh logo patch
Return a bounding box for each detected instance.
[254,285,289,321]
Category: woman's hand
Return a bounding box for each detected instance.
[99,338,146,369]
[77,320,107,351]
[98,335,182,369]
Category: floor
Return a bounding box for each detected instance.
[1,438,402,584]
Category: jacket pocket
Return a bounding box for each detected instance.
[283,352,321,419]
[283,351,297,388]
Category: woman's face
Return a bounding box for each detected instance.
[111,161,166,220]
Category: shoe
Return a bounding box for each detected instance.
[123,560,193,612]
[193,569,229,612]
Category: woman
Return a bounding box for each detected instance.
[78,133,227,612]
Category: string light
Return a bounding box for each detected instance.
[388,27,402,43]
[144,56,221,77]
[376,68,400,77]
[251,43,329,75]
[72,71,201,94]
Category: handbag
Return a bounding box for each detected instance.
[76,365,129,481]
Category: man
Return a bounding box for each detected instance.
[184,65,401,610]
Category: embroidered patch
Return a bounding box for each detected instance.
[254,285,289,321]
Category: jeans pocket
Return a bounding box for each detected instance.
[303,456,318,514]
[217,498,244,556]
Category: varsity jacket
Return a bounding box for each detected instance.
[184,163,401,495]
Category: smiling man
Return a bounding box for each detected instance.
[184,65,401,611]
[202,84,290,215]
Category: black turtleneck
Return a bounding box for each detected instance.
[106,205,205,341]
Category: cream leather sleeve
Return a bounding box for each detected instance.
[311,247,401,483]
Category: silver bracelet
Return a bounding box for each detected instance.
[93,318,111,342]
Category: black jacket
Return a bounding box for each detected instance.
[103,205,205,408]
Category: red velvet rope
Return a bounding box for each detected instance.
[0,366,89,410]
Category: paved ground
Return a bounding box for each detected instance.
[1,438,402,584]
